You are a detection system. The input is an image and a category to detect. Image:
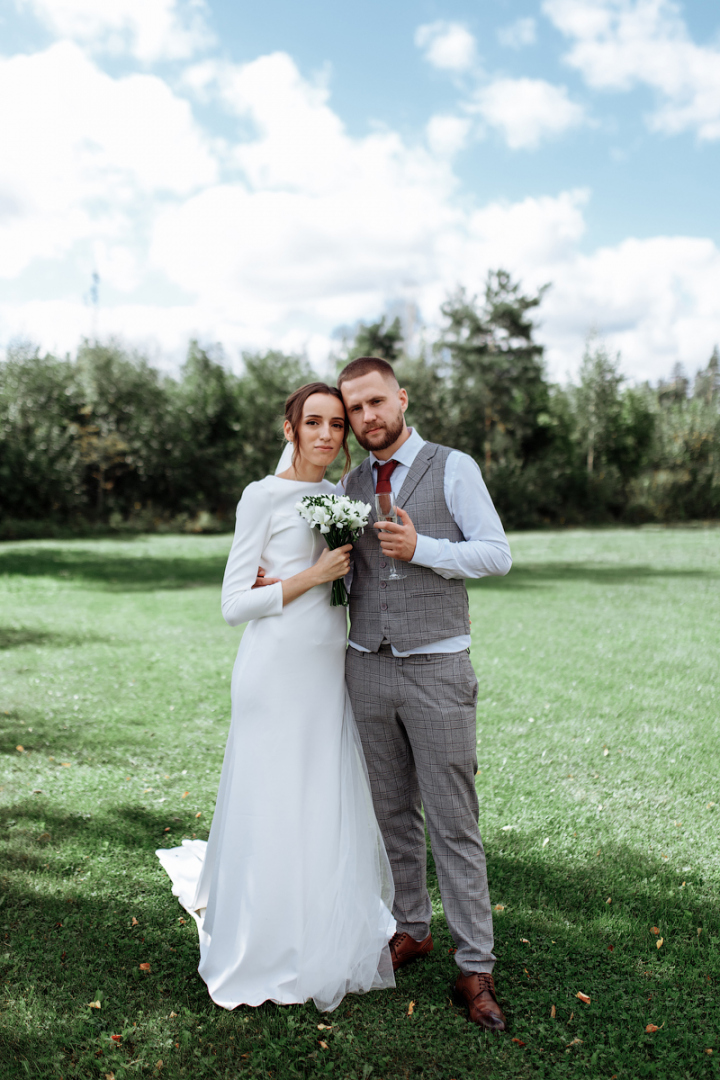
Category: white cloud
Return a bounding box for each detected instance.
[0,41,216,278]
[543,0,720,140]
[19,0,213,62]
[541,236,720,380]
[471,78,586,149]
[415,21,477,72]
[425,114,472,156]
[1,44,718,383]
[152,54,460,308]
[498,17,537,49]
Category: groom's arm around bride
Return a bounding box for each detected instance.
[338,355,511,1033]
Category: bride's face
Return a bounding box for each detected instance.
[285,393,346,469]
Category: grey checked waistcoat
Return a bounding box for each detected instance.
[344,442,470,652]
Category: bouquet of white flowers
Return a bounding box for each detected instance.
[296,493,372,607]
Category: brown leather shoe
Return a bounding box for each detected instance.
[388,931,434,972]
[452,972,507,1032]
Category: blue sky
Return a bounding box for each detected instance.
[1,0,719,381]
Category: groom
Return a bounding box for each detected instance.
[338,356,512,1032]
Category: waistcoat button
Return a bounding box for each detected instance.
[380,603,387,610]
[380,581,387,589]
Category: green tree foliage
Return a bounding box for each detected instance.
[0,343,82,518]
[1,292,718,534]
[342,315,404,365]
[71,340,172,515]
[235,349,314,485]
[434,271,550,474]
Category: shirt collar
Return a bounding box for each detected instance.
[369,427,425,470]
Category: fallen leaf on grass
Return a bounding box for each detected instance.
[608,945,615,951]
[195,812,202,818]
[317,1024,332,1030]
[105,1073,115,1080]
[111,1035,122,1043]
[603,748,609,756]
[651,926,660,935]
[646,1024,659,1033]
[524,968,529,976]
[512,1038,526,1046]
[139,963,151,972]
[169,1012,177,1018]
[131,917,138,927]
[178,917,185,924]
[16,746,23,753]
[542,838,549,847]
[567,1038,583,1047]
[697,928,702,936]
[707,803,715,809]
[569,1012,574,1022]
[656,937,664,949]
[550,1005,556,1018]
[182,792,189,799]
[576,992,591,1004]
[407,1001,415,1016]
[606,897,612,904]
[521,938,530,944]
[156,1062,163,1071]
[494,904,505,911]
[88,1001,101,1009]
[163,827,170,833]
[706,1049,713,1054]
[61,762,71,767]
[318,1041,329,1050]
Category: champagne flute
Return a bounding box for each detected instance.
[374,491,407,581]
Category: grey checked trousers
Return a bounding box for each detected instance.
[345,646,495,973]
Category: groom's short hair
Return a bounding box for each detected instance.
[337,356,398,388]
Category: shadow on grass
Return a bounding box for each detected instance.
[0,799,203,854]
[0,626,112,650]
[1,802,719,1079]
[0,545,229,591]
[469,562,719,590]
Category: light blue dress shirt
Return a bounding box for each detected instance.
[339,428,512,656]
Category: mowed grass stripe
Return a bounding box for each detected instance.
[0,528,718,1079]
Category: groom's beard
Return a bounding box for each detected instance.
[355,410,405,452]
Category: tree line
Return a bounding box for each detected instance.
[1,270,718,538]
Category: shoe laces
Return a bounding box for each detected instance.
[389,931,409,952]
[472,973,496,999]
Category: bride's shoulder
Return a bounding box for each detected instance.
[236,477,275,513]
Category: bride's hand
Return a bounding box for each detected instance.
[313,544,353,584]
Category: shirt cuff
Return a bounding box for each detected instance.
[264,579,284,616]
[411,533,442,569]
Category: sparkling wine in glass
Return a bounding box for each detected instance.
[374,491,406,581]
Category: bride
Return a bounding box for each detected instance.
[156,381,395,1011]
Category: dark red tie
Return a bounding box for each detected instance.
[374,459,398,494]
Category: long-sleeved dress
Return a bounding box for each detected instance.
[156,475,395,1011]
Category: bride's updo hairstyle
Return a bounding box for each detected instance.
[284,381,352,477]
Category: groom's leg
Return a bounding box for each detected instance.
[345,646,433,939]
[396,651,495,974]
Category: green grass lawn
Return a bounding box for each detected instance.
[1,527,719,1080]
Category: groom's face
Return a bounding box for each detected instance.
[340,371,408,453]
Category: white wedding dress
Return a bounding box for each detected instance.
[156,474,395,1011]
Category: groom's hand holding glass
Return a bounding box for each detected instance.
[373,506,417,562]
